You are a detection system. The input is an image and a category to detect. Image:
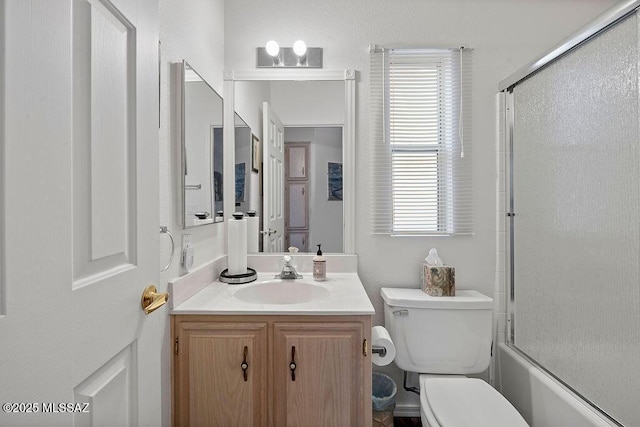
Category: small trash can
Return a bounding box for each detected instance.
[372,372,397,427]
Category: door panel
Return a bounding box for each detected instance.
[286,145,309,180]
[263,102,285,252]
[0,1,160,426]
[73,345,135,427]
[73,0,138,287]
[284,144,309,253]
[287,231,308,252]
[286,182,309,229]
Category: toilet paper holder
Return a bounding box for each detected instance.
[372,346,387,357]
[370,326,395,365]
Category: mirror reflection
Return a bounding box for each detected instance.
[233,112,254,214]
[234,80,344,253]
[284,127,343,252]
[181,60,224,228]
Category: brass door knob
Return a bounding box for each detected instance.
[141,285,169,315]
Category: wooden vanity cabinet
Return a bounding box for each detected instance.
[172,315,372,427]
[272,321,369,426]
[172,319,268,426]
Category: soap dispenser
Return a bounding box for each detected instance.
[313,244,326,281]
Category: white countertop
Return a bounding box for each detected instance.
[171,272,375,316]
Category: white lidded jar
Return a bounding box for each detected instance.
[313,244,326,281]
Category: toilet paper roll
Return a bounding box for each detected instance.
[228,215,247,275]
[371,326,396,367]
[246,215,259,253]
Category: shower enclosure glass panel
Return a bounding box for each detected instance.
[510,13,640,426]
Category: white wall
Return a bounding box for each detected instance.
[234,80,343,128]
[160,0,225,272]
[224,0,619,412]
[159,0,225,424]
[271,81,344,126]
[234,81,271,133]
[234,80,272,223]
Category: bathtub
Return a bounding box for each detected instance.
[497,344,618,427]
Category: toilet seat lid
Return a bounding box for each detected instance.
[421,377,528,427]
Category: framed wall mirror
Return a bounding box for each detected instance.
[180,60,224,228]
[223,70,356,254]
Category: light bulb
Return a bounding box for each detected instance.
[265,40,280,57]
[293,40,307,57]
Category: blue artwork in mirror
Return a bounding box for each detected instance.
[235,162,245,203]
[328,162,343,201]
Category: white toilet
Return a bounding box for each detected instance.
[381,287,528,427]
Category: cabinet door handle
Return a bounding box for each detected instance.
[241,346,249,382]
[289,346,297,381]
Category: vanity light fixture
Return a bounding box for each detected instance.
[293,40,307,65]
[265,40,281,65]
[256,40,323,68]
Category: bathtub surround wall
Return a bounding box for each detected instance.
[225,0,619,413]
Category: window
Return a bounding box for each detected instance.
[370,47,472,235]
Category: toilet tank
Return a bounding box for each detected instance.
[381,288,493,374]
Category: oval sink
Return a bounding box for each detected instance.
[234,280,330,305]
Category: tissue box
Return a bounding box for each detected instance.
[422,264,455,296]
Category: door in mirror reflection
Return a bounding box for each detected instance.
[285,143,309,252]
[284,127,342,253]
[263,102,285,252]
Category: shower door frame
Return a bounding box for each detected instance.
[500,1,640,425]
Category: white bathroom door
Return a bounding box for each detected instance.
[0,1,162,426]
[262,102,285,252]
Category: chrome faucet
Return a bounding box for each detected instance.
[276,255,302,279]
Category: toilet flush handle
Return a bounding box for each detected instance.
[393,309,409,316]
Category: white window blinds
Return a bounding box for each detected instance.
[370,47,473,235]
